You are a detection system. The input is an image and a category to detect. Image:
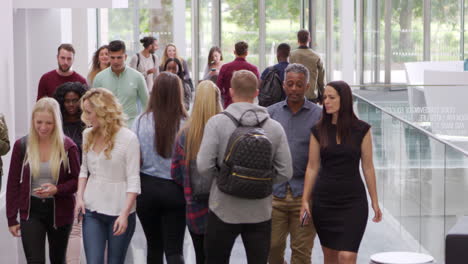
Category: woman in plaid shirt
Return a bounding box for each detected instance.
[171,81,223,264]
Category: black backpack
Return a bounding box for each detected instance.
[217,110,274,199]
[259,67,284,107]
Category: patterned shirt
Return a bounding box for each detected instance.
[171,129,209,234]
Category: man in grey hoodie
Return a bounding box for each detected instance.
[197,70,293,263]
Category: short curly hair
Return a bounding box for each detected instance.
[53,81,88,117]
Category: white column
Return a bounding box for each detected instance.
[173,0,186,57]
[72,8,91,77]
[340,0,355,83]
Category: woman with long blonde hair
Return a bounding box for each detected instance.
[75,88,141,264]
[171,80,223,264]
[6,97,80,264]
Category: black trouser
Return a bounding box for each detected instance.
[189,230,205,264]
[20,197,72,264]
[137,173,186,264]
[204,211,272,264]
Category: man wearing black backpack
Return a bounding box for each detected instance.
[197,70,292,264]
[259,43,290,107]
[129,36,159,92]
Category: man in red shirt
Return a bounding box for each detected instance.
[216,41,260,108]
[37,44,87,101]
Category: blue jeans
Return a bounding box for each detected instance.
[82,209,136,264]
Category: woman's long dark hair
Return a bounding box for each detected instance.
[146,72,188,158]
[317,80,358,148]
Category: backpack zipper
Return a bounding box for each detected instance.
[232,172,271,181]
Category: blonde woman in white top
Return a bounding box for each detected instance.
[75,88,141,264]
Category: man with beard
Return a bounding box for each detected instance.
[129,36,159,92]
[37,44,87,101]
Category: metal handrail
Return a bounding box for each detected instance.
[353,92,468,157]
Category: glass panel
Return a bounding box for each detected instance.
[445,146,468,245]
[420,136,445,262]
[333,0,341,80]
[199,0,215,80]
[185,0,192,73]
[264,0,301,69]
[221,0,259,67]
[400,124,422,251]
[99,0,175,61]
[362,0,383,83]
[431,0,461,61]
[314,0,326,63]
[381,115,402,222]
[390,0,424,83]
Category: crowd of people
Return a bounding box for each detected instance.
[0,29,382,264]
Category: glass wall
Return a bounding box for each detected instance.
[265,0,301,67]
[99,0,468,87]
[430,0,461,61]
[220,0,259,67]
[355,94,468,262]
[390,0,424,83]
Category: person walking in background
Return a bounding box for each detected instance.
[301,81,382,264]
[53,81,88,264]
[54,82,88,156]
[87,45,110,85]
[171,80,223,264]
[76,88,141,264]
[202,46,224,83]
[129,36,160,92]
[92,40,148,127]
[267,64,321,264]
[216,41,260,108]
[6,98,80,264]
[198,70,292,263]
[37,44,87,100]
[0,113,10,191]
[132,72,188,264]
[258,43,290,107]
[163,58,192,111]
[159,43,193,91]
[290,29,325,104]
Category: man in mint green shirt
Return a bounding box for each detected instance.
[93,40,148,126]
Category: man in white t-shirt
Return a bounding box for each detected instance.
[129,36,160,92]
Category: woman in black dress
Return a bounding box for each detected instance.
[301,80,382,264]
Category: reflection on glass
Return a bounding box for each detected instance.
[431,0,460,61]
[199,0,215,80]
[221,0,259,67]
[264,0,300,70]
[390,0,424,83]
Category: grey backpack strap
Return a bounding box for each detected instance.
[136,53,141,68]
[222,112,240,127]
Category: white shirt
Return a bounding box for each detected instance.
[79,127,141,216]
[129,52,159,92]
